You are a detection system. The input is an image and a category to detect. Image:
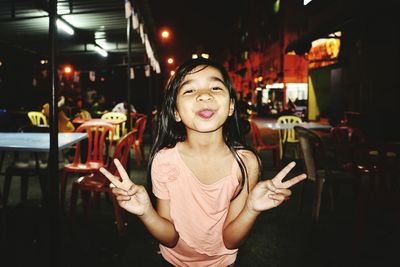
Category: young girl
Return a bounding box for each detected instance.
[100,58,306,266]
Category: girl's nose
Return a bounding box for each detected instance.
[196,90,213,101]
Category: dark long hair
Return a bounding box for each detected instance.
[147,58,260,198]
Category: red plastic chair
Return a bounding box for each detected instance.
[60,121,114,208]
[330,125,379,196]
[249,119,280,167]
[69,129,136,235]
[132,115,147,167]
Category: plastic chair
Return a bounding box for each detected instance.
[27,111,48,126]
[77,109,92,120]
[132,115,147,167]
[249,119,280,167]
[294,126,354,222]
[60,121,114,208]
[69,129,136,235]
[330,125,379,194]
[101,112,127,142]
[2,125,50,206]
[277,115,302,160]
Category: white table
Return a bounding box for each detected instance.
[259,121,332,131]
[0,132,87,152]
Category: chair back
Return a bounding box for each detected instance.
[249,119,264,148]
[105,130,137,179]
[134,115,147,144]
[101,112,127,141]
[330,125,366,168]
[277,115,302,143]
[74,121,115,166]
[27,111,48,126]
[277,115,302,159]
[77,109,92,120]
[294,126,329,182]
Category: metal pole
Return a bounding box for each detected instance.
[48,0,59,265]
[126,7,132,173]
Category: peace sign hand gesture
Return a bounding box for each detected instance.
[100,159,151,216]
[247,162,306,213]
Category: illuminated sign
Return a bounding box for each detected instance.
[308,31,341,69]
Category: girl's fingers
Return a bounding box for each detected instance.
[273,161,297,183]
[114,159,131,182]
[281,173,307,189]
[268,193,286,202]
[100,167,122,188]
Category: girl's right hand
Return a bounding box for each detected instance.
[100,159,151,216]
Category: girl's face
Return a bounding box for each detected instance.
[174,65,234,134]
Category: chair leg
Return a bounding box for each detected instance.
[135,145,142,167]
[81,190,91,217]
[20,175,29,203]
[69,182,79,221]
[110,192,125,235]
[3,171,12,207]
[60,172,69,209]
[297,181,306,214]
[312,178,324,222]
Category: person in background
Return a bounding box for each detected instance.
[90,94,108,118]
[100,58,306,266]
[41,95,75,133]
[111,100,137,115]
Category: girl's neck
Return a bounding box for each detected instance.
[181,131,226,155]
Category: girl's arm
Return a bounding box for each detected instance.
[100,159,179,248]
[222,154,306,249]
[222,151,260,249]
[137,198,179,248]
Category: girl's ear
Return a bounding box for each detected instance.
[174,110,182,122]
[228,100,235,116]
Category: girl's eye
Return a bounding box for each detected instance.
[183,89,194,94]
[211,87,223,91]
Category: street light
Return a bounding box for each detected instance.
[167,57,174,64]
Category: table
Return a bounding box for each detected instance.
[0,132,87,152]
[260,121,332,131]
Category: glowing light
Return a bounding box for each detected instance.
[170,70,175,76]
[94,45,108,57]
[167,57,174,64]
[161,30,170,39]
[56,19,74,35]
[64,65,73,74]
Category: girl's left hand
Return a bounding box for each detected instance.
[247,161,306,213]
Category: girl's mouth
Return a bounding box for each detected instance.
[197,109,214,119]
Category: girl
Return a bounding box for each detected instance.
[100,58,306,266]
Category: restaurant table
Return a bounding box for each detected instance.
[0,132,87,152]
[71,117,126,125]
[0,132,88,265]
[259,121,332,131]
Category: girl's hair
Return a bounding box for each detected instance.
[147,57,260,198]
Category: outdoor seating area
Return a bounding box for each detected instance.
[1,1,400,266]
[1,113,399,266]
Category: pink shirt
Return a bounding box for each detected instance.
[151,145,240,266]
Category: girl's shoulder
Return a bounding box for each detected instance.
[236,148,260,173]
[153,146,178,163]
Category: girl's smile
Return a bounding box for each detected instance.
[175,65,234,134]
[197,108,215,119]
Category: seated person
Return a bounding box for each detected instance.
[111,101,136,114]
[42,96,75,133]
[90,94,108,118]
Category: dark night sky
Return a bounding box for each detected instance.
[148,0,246,65]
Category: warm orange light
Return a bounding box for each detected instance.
[170,70,175,76]
[161,30,170,39]
[167,57,174,64]
[64,65,73,74]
